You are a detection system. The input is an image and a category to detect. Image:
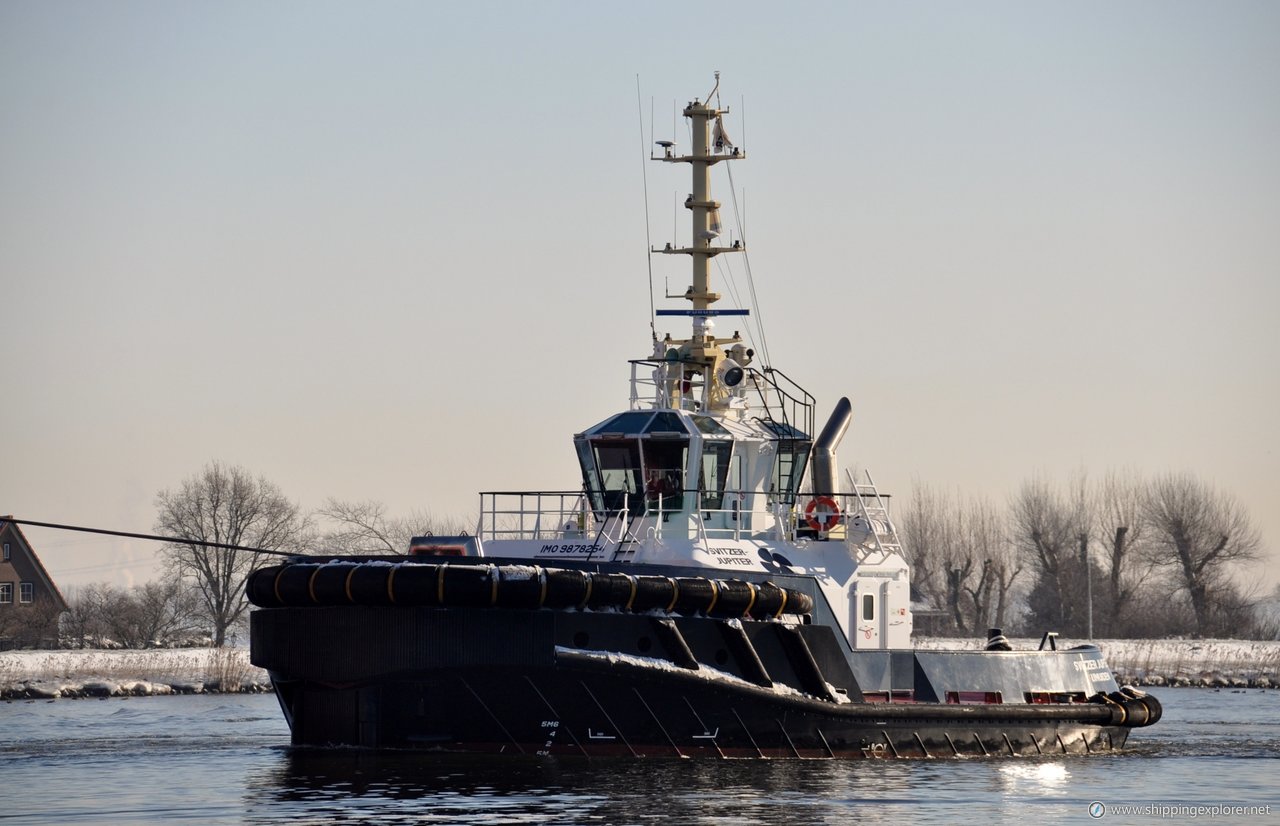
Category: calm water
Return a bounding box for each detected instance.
[1,689,1277,825]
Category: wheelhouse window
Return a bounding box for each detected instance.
[577,410,692,519]
[574,439,604,511]
[690,415,733,511]
[642,439,687,516]
[590,440,642,516]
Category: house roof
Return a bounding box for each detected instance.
[0,516,71,612]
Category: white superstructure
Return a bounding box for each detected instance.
[459,76,912,651]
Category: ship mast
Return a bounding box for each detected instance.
[655,72,748,410]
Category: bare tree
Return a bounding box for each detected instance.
[318,498,469,555]
[898,482,952,614]
[962,496,1023,632]
[62,583,112,648]
[1142,473,1262,636]
[1092,470,1153,635]
[1011,474,1092,635]
[0,598,63,648]
[943,522,974,636]
[105,579,201,648]
[155,462,310,646]
[900,486,1024,635]
[1011,477,1070,629]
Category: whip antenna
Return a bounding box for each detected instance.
[637,74,657,339]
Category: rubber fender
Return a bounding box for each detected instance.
[386,562,444,606]
[1121,698,1151,727]
[246,565,285,608]
[1092,691,1127,726]
[586,573,638,610]
[494,566,546,609]
[275,563,323,605]
[310,562,361,604]
[439,563,497,607]
[630,575,679,612]
[346,563,395,606]
[543,568,592,608]
[748,581,786,619]
[1138,693,1163,725]
[711,579,757,617]
[672,577,716,614]
[1119,685,1162,726]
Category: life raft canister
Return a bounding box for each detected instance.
[804,496,842,532]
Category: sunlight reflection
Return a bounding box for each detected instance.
[997,761,1071,796]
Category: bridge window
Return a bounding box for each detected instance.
[643,438,688,515]
[575,439,604,511]
[578,412,693,518]
[591,440,643,515]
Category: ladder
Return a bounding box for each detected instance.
[844,468,903,558]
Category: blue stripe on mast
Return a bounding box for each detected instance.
[655,309,750,317]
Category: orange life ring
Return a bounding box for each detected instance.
[804,496,841,532]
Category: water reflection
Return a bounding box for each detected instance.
[245,750,955,825]
[997,761,1070,795]
[230,689,1280,825]
[8,690,1276,825]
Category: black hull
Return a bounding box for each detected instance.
[251,601,1150,759]
[270,661,1131,759]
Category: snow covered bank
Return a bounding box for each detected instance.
[916,637,1280,688]
[0,648,271,699]
[4,637,1277,700]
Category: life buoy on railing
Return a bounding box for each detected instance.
[804,496,842,532]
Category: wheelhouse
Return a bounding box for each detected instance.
[573,408,812,529]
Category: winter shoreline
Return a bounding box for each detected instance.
[0,647,271,700]
[3,637,1278,701]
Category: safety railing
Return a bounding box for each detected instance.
[478,491,595,542]
[478,488,892,548]
[628,358,814,440]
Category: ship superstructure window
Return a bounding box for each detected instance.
[690,415,730,437]
[0,583,11,604]
[574,439,604,509]
[762,421,811,506]
[643,439,687,515]
[578,411,692,518]
[772,440,811,505]
[591,440,643,515]
[863,593,875,621]
[700,439,733,510]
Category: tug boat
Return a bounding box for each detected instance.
[248,77,1160,758]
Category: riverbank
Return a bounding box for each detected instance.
[3,636,1278,700]
[0,647,270,699]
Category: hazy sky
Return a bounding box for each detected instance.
[2,1,1277,595]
